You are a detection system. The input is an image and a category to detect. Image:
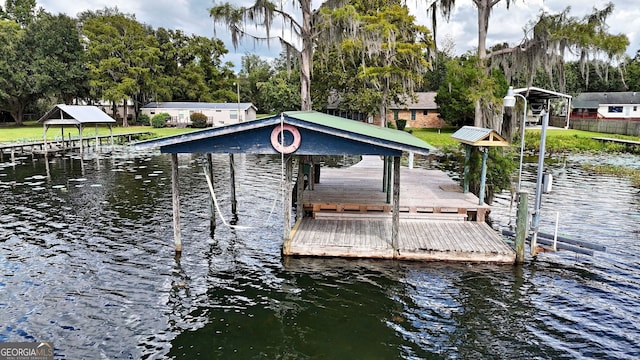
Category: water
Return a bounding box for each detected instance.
[0,149,639,359]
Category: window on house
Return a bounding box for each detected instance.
[230,110,238,120]
[393,110,399,120]
[608,106,623,113]
[411,110,416,120]
[423,110,428,115]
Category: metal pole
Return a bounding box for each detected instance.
[515,191,528,264]
[530,112,549,256]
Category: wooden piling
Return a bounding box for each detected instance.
[229,153,238,223]
[391,156,400,256]
[296,156,304,221]
[478,147,488,205]
[515,191,528,264]
[284,156,293,241]
[206,153,216,233]
[171,153,182,253]
[463,145,471,193]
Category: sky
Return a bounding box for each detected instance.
[36,0,640,71]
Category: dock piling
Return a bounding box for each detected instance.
[515,191,528,264]
[171,153,182,253]
[229,153,238,224]
[206,154,216,234]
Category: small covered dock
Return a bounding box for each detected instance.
[135,111,515,263]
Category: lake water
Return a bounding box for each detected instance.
[0,149,639,359]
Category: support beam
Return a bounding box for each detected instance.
[283,156,293,241]
[515,191,528,264]
[391,156,401,257]
[478,147,488,205]
[171,153,182,253]
[296,156,304,221]
[206,153,216,235]
[463,145,471,193]
[229,153,238,224]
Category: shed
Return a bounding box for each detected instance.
[136,111,435,255]
[38,104,116,154]
[451,126,509,205]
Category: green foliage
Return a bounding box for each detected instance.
[137,113,150,126]
[0,12,87,125]
[582,164,640,188]
[190,112,208,128]
[151,113,170,128]
[396,119,407,131]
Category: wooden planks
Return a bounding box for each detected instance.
[286,218,515,263]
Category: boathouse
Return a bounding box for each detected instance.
[136,111,515,263]
[38,104,117,154]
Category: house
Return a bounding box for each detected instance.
[326,92,444,128]
[570,92,640,136]
[571,92,640,119]
[140,102,258,127]
[386,92,445,129]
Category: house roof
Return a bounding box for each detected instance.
[326,92,438,110]
[389,92,438,110]
[513,86,572,101]
[135,110,436,156]
[38,105,116,126]
[142,102,257,111]
[573,92,640,106]
[451,126,509,147]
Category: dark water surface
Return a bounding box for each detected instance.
[1,149,639,359]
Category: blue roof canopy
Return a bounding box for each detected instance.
[135,111,435,156]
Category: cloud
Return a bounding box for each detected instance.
[36,0,639,71]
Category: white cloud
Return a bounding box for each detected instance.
[36,0,640,70]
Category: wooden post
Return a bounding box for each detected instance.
[296,156,304,221]
[385,156,392,204]
[206,153,216,234]
[283,156,293,241]
[309,156,315,190]
[382,155,387,192]
[171,153,182,253]
[392,156,401,257]
[478,147,488,205]
[463,145,471,193]
[515,191,528,264]
[78,125,84,156]
[94,124,99,153]
[229,153,238,224]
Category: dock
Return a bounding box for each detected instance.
[285,156,515,263]
[593,137,640,152]
[0,131,153,159]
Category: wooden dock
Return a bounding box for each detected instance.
[0,131,153,159]
[285,156,515,263]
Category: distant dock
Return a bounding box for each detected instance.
[593,137,640,152]
[0,131,153,159]
[284,156,515,263]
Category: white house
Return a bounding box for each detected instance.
[141,102,258,127]
[572,92,640,120]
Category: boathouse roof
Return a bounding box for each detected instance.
[135,111,435,156]
[451,126,509,147]
[38,105,116,126]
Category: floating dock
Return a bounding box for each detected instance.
[284,156,515,263]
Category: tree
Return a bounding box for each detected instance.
[3,0,35,26]
[238,54,273,113]
[426,1,629,133]
[82,10,161,126]
[0,11,87,125]
[313,0,433,125]
[211,1,320,111]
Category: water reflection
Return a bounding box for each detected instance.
[1,149,639,358]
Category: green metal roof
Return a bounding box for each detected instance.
[451,126,509,147]
[284,111,435,152]
[135,111,436,155]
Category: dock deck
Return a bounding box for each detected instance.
[285,156,515,263]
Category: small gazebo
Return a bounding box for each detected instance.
[38,104,116,154]
[451,126,509,205]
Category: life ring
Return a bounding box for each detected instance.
[270,124,301,154]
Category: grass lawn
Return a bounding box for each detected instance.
[0,121,199,143]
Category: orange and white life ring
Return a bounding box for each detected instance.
[270,124,301,154]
